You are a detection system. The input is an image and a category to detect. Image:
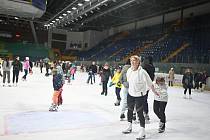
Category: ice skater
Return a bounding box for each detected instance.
[110,66,122,106]
[153,76,168,133]
[22,57,31,81]
[12,56,22,86]
[119,59,130,120]
[122,55,159,140]
[49,67,63,112]
[182,68,193,99]
[100,63,112,96]
[2,57,12,87]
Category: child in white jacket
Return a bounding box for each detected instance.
[153,76,168,133]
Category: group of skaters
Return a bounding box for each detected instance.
[116,55,167,140]
[84,55,208,140]
[83,55,168,140]
[182,69,207,99]
[1,55,209,139]
[167,66,208,99]
[0,56,33,87]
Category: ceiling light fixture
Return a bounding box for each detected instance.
[67,10,71,13]
[78,3,83,6]
[72,7,77,10]
[63,13,67,16]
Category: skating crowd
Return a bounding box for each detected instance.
[0,55,208,140]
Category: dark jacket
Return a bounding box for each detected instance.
[143,63,155,81]
[53,73,63,91]
[101,68,111,82]
[182,72,194,88]
[12,60,22,71]
[89,64,97,74]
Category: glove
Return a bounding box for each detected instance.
[109,82,115,87]
[117,82,121,87]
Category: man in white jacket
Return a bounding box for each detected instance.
[122,55,159,140]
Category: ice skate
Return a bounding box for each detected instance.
[158,122,165,133]
[144,113,150,124]
[189,95,192,99]
[49,104,58,112]
[114,99,120,106]
[122,122,132,134]
[133,113,136,121]
[120,113,125,121]
[183,94,187,99]
[136,127,146,140]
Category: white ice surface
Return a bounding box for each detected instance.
[0,67,210,140]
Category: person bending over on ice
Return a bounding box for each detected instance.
[49,67,63,112]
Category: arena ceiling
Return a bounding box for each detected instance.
[0,0,210,31]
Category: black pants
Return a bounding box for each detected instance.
[127,94,145,128]
[194,81,199,89]
[13,70,20,83]
[102,81,108,95]
[87,73,93,84]
[169,81,173,86]
[40,66,43,73]
[184,88,191,95]
[153,100,167,123]
[115,87,121,100]
[143,91,149,114]
[46,67,49,75]
[22,69,28,79]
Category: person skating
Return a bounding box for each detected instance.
[153,76,168,133]
[100,63,112,96]
[87,61,97,84]
[22,57,31,81]
[182,68,193,99]
[49,67,63,112]
[142,56,155,123]
[122,55,159,140]
[168,68,175,86]
[12,56,22,86]
[119,59,131,120]
[110,66,122,106]
[2,57,12,86]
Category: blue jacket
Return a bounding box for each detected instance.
[53,73,63,90]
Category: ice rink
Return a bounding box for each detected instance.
[0,67,210,140]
